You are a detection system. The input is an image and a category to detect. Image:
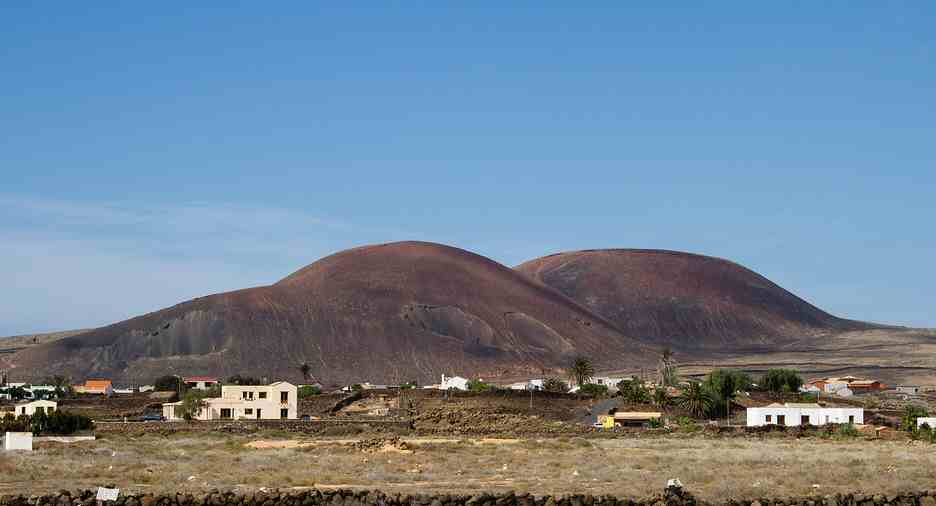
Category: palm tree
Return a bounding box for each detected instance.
[299,362,312,382]
[676,381,713,418]
[652,386,671,408]
[567,355,594,387]
[658,347,679,387]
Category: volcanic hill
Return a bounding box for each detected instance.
[516,249,873,350]
[10,242,653,384]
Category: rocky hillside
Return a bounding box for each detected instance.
[516,249,874,350]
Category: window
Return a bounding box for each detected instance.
[245,409,253,415]
[765,414,772,423]
[848,415,855,424]
[220,408,232,419]
[801,415,810,426]
[280,408,289,419]
[281,392,289,404]
[777,415,786,425]
[259,392,267,399]
[256,409,262,419]
[242,392,248,399]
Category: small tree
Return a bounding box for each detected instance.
[705,369,751,423]
[542,377,569,393]
[299,363,312,381]
[154,375,183,392]
[617,378,650,404]
[676,381,714,419]
[761,369,802,397]
[568,355,595,387]
[227,374,263,386]
[179,389,208,421]
[902,405,929,432]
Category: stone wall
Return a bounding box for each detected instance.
[94,419,413,436]
[2,488,936,506]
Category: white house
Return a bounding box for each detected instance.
[6,400,57,417]
[509,379,544,391]
[897,385,922,395]
[163,381,297,421]
[440,375,469,391]
[183,376,220,390]
[916,417,936,429]
[747,403,863,427]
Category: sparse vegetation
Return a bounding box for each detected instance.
[542,377,569,393]
[616,378,651,404]
[902,405,928,432]
[0,410,92,435]
[298,385,321,398]
[153,375,184,392]
[467,379,494,393]
[4,433,935,500]
[577,383,608,397]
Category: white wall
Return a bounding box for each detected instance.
[3,432,33,451]
[746,407,863,427]
[917,417,936,428]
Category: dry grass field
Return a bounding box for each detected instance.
[3,433,936,500]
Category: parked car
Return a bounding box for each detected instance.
[142,414,164,422]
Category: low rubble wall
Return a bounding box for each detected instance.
[94,419,413,436]
[2,488,936,506]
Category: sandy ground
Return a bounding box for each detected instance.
[3,432,936,500]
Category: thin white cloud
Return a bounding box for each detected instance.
[0,195,370,335]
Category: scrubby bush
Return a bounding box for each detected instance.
[467,379,494,393]
[578,383,609,397]
[153,375,184,392]
[298,385,321,398]
[652,387,671,408]
[542,377,569,393]
[0,410,92,435]
[616,378,650,404]
[834,423,859,439]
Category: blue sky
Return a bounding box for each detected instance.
[1,3,934,335]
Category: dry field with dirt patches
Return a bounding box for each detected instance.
[3,433,936,500]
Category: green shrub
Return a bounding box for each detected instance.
[834,423,859,439]
[761,369,802,396]
[578,383,609,397]
[542,377,569,393]
[467,379,493,393]
[298,385,321,398]
[902,405,929,432]
[648,417,664,429]
[0,410,93,435]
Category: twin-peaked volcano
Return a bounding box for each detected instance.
[11,242,651,384]
[10,242,872,383]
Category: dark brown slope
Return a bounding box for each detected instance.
[516,249,873,350]
[10,242,652,384]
